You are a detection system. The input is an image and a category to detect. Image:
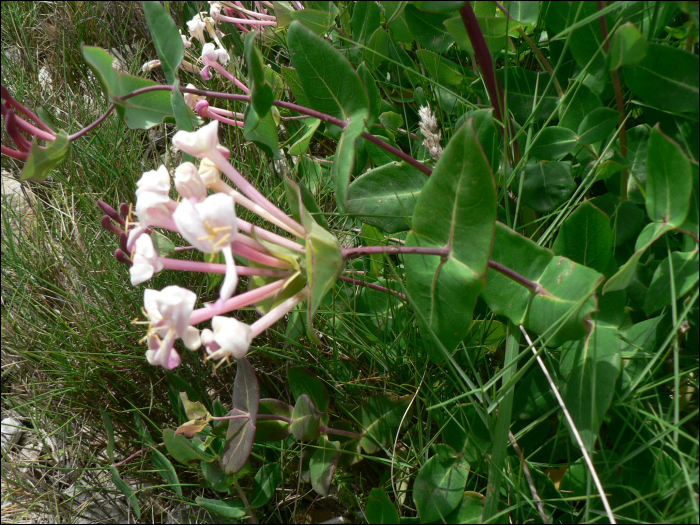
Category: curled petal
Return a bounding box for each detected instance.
[136,165,171,196]
[130,234,163,286]
[183,326,202,350]
[172,120,220,158]
[145,332,181,369]
[198,157,221,187]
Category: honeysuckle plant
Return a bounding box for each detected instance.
[3,1,698,523]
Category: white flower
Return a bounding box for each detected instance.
[174,162,207,201]
[173,193,237,253]
[135,190,171,228]
[179,29,192,49]
[173,192,239,301]
[130,234,164,286]
[201,316,252,361]
[172,120,226,159]
[136,165,170,196]
[210,1,223,20]
[183,83,205,111]
[143,286,200,369]
[187,15,207,45]
[202,42,230,66]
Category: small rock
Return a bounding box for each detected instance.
[1,417,24,453]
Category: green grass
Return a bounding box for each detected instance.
[2,1,698,524]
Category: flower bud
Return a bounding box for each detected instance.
[174,162,207,201]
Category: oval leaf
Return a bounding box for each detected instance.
[577,107,620,145]
[413,448,470,523]
[347,161,428,233]
[518,161,576,213]
[530,127,577,160]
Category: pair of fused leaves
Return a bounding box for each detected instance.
[284,177,343,342]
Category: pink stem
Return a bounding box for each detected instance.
[218,15,276,25]
[250,288,308,337]
[207,110,244,128]
[159,257,291,277]
[11,113,55,142]
[204,58,250,94]
[207,148,306,237]
[235,231,273,254]
[189,278,288,324]
[1,85,54,134]
[237,218,305,253]
[231,240,292,269]
[1,144,28,160]
[226,3,277,20]
[209,106,246,120]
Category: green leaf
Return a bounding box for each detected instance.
[413,446,470,523]
[495,67,558,121]
[511,365,559,421]
[291,394,322,440]
[565,1,610,79]
[624,43,699,114]
[553,201,614,273]
[243,106,281,158]
[347,161,428,233]
[482,222,603,346]
[645,124,693,226]
[249,462,283,508]
[152,449,182,497]
[256,398,293,443]
[357,62,382,128]
[559,323,622,452]
[443,404,491,463]
[290,8,336,35]
[287,21,370,124]
[351,1,380,45]
[180,392,210,421]
[332,110,368,212]
[310,436,342,496]
[20,130,71,182]
[405,121,497,360]
[404,4,454,53]
[517,162,575,213]
[288,366,330,413]
[501,1,539,25]
[142,0,183,85]
[609,22,648,71]
[221,358,259,474]
[576,107,620,145]
[644,249,699,314]
[110,467,141,520]
[444,491,484,524]
[245,32,274,118]
[201,460,229,492]
[288,118,321,156]
[280,66,311,108]
[359,394,411,454]
[170,81,198,153]
[163,429,216,465]
[530,127,578,160]
[366,487,400,524]
[81,46,173,130]
[559,80,603,132]
[412,1,464,13]
[292,179,344,331]
[100,410,115,463]
[444,16,508,55]
[195,496,247,519]
[364,28,391,69]
[417,49,465,87]
[274,1,294,28]
[603,221,672,294]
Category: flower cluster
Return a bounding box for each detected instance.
[100,121,308,370]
